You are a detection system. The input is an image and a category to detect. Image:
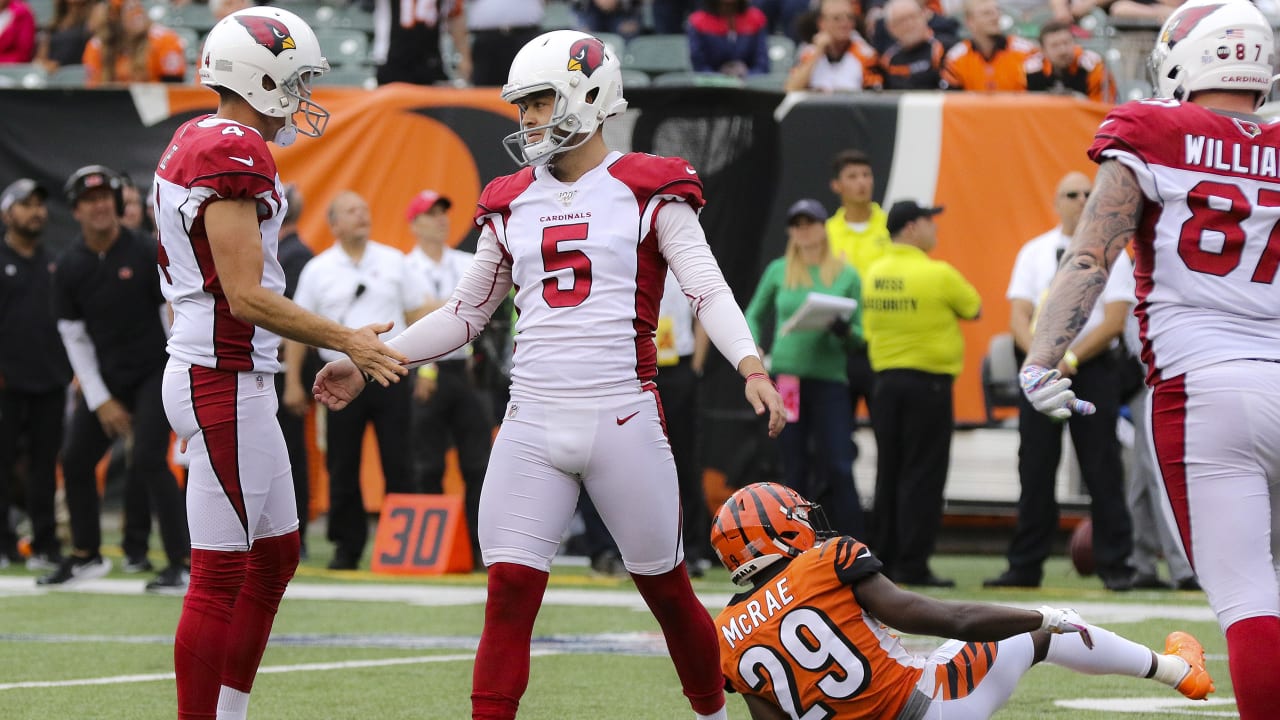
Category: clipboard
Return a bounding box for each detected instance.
[779,292,858,336]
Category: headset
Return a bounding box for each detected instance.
[64,165,126,217]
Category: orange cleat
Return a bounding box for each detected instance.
[1165,631,1215,700]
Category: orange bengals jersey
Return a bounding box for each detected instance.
[83,25,187,86]
[941,34,1036,91]
[716,537,925,719]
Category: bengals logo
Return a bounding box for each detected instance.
[1160,4,1222,48]
[567,37,606,77]
[236,15,296,57]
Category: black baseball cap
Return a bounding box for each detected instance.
[0,178,48,213]
[885,200,943,236]
[786,198,828,224]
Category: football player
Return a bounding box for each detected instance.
[313,29,786,720]
[152,7,406,719]
[1016,1,1280,717]
[712,483,1213,720]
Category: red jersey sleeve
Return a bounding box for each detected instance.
[185,129,277,203]
[1088,100,1187,167]
[474,167,537,225]
[608,153,706,213]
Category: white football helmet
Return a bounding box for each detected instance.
[500,30,628,167]
[1150,0,1279,108]
[200,7,331,145]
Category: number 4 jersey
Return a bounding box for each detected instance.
[716,537,925,719]
[1090,100,1280,382]
[153,116,288,373]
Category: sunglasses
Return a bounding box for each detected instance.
[1061,190,1090,200]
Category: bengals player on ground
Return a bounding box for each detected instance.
[711,483,1213,720]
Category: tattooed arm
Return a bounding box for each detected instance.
[1025,160,1144,369]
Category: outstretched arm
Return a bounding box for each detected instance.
[1020,160,1143,418]
[1026,160,1142,369]
[854,573,1091,646]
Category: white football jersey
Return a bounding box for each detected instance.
[154,116,287,373]
[477,151,704,399]
[1091,100,1280,381]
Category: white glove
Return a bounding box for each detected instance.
[1038,605,1094,648]
[1020,364,1096,419]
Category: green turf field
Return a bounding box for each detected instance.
[0,543,1231,719]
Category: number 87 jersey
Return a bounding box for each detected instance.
[1090,100,1280,382]
[715,537,925,720]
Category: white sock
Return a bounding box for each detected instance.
[1151,653,1192,688]
[1044,624,1154,677]
[216,686,250,720]
[695,706,728,720]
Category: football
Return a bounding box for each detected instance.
[1069,518,1094,576]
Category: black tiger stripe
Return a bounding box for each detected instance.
[945,659,960,699]
[962,642,978,695]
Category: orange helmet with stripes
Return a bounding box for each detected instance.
[711,482,827,585]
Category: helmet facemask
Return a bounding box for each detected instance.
[283,66,330,138]
[501,84,595,167]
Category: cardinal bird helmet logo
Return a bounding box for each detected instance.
[567,37,605,78]
[236,14,296,57]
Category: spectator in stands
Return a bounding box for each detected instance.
[825,149,886,457]
[985,171,1136,592]
[575,0,643,40]
[688,0,771,78]
[0,179,69,572]
[34,0,96,72]
[47,165,189,593]
[1025,20,1116,103]
[877,0,947,89]
[755,0,812,40]
[863,200,981,588]
[653,0,698,33]
[1095,0,1181,23]
[402,189,491,567]
[371,0,471,86]
[291,190,429,570]
[941,0,1035,91]
[745,198,867,539]
[82,0,186,86]
[274,184,317,560]
[867,0,958,54]
[467,0,542,86]
[785,0,881,91]
[0,0,36,63]
[118,174,147,234]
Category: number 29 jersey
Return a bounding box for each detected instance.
[1089,100,1280,382]
[715,538,925,720]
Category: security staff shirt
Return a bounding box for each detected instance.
[862,243,981,376]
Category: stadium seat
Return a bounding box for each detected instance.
[622,35,691,75]
[0,63,47,89]
[594,32,626,55]
[45,63,86,88]
[172,26,202,64]
[981,332,1021,425]
[313,64,376,89]
[542,1,576,30]
[767,35,795,68]
[148,1,215,32]
[26,0,54,25]
[651,71,743,87]
[620,68,651,87]
[314,28,371,67]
